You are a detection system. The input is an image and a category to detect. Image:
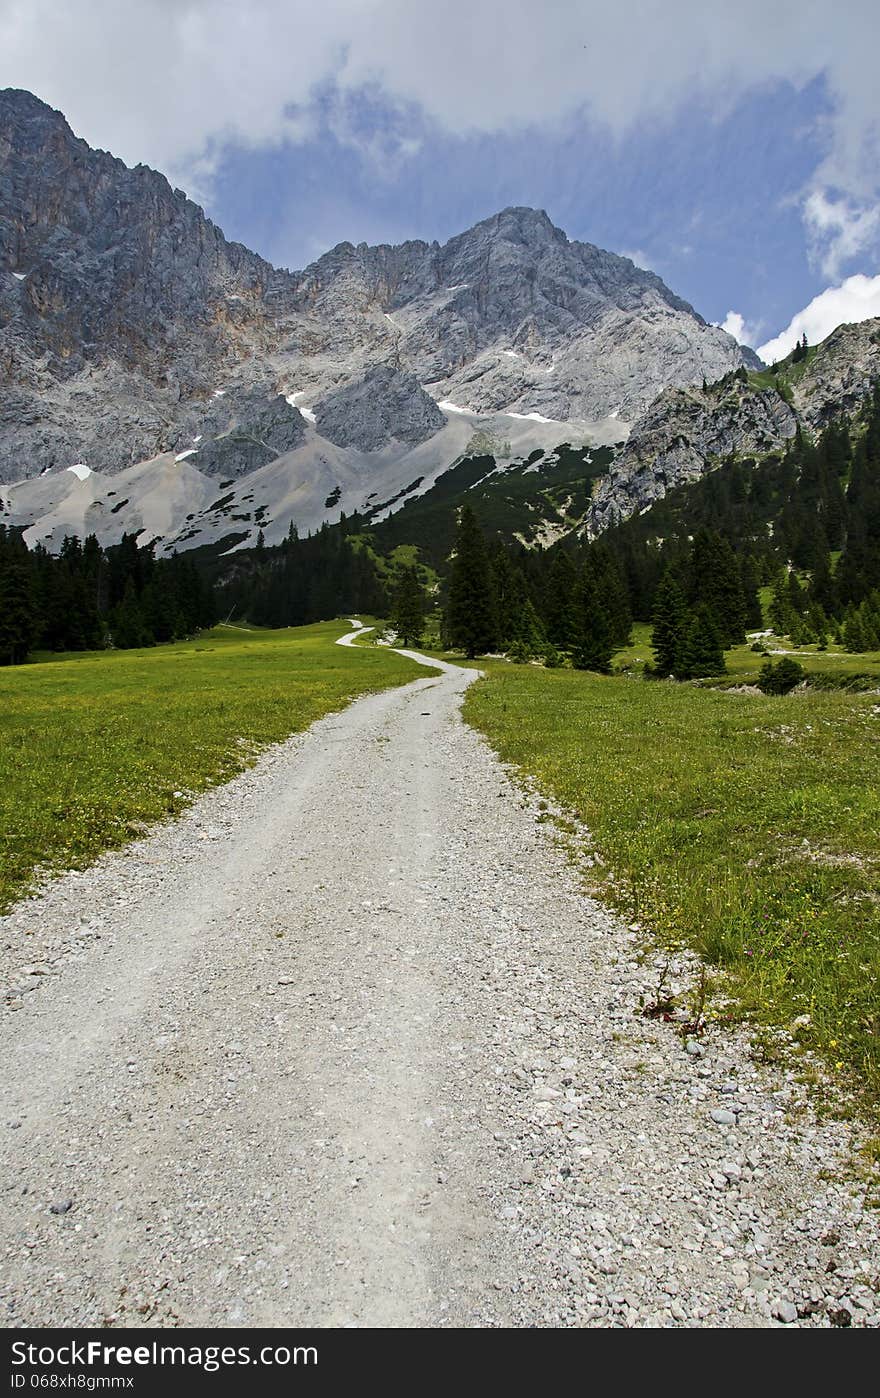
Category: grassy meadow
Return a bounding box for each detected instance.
[464,661,880,1110]
[0,622,419,911]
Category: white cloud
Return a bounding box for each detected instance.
[716,310,759,347]
[756,272,880,363]
[620,248,656,273]
[803,189,880,279]
[0,0,878,223]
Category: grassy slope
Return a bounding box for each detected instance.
[366,445,613,569]
[464,662,880,1108]
[0,622,419,912]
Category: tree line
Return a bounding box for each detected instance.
[0,528,215,665]
[398,378,880,676]
[213,515,387,627]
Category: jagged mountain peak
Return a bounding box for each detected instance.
[2,89,762,555]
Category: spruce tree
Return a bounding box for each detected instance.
[571,563,613,673]
[543,550,579,650]
[651,570,688,677]
[677,604,726,679]
[0,562,35,665]
[688,530,746,647]
[392,566,427,647]
[445,506,498,658]
[590,542,632,647]
[111,578,148,650]
[739,554,764,629]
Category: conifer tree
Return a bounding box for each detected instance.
[651,570,688,677]
[677,604,726,678]
[445,506,498,657]
[688,530,746,647]
[543,550,579,650]
[0,562,35,665]
[392,566,427,647]
[111,578,148,650]
[571,563,613,673]
[739,554,764,629]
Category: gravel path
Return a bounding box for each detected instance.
[1,632,878,1328]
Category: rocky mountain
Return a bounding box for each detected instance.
[584,318,880,537]
[0,88,759,552]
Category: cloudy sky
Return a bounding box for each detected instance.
[2,0,879,359]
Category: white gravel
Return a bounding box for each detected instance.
[1,639,878,1328]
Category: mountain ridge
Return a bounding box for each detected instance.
[1,86,757,554]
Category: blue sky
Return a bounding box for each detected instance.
[3,0,879,357]
[212,77,828,348]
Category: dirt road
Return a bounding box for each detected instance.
[1,633,877,1328]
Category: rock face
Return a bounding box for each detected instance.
[314,365,445,452]
[191,393,307,480]
[585,320,880,536]
[290,207,760,426]
[1,89,757,488]
[792,319,880,427]
[586,379,798,535]
[0,89,287,480]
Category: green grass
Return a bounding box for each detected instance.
[464,662,880,1111]
[0,622,420,911]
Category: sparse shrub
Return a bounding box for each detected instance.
[758,657,805,695]
[543,645,563,669]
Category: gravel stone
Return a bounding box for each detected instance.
[1,642,879,1327]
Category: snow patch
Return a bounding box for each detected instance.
[12,271,26,281]
[501,350,520,359]
[175,449,198,463]
[67,463,91,481]
[193,434,203,443]
[212,389,226,398]
[286,392,317,424]
[438,400,472,415]
[506,410,557,424]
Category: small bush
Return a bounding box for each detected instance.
[758,657,805,695]
[750,641,767,653]
[543,645,563,669]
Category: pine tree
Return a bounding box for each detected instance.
[0,562,35,665]
[392,566,426,647]
[769,570,799,639]
[571,563,613,673]
[543,550,579,650]
[688,530,746,647]
[590,542,632,647]
[445,506,498,657]
[651,570,688,677]
[677,604,726,678]
[739,554,764,630]
[111,578,148,650]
